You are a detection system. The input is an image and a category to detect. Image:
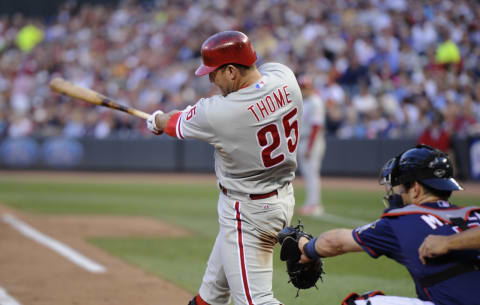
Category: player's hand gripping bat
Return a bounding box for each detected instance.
[49,77,150,120]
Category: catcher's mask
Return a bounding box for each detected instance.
[379,144,463,192]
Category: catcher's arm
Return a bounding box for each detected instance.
[299,229,363,263]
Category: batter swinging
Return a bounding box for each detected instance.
[146,31,303,305]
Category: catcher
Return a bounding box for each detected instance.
[286,145,480,305]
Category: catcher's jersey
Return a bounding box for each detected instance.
[166,63,303,194]
[300,92,325,139]
[352,201,480,305]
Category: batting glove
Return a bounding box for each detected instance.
[147,110,164,134]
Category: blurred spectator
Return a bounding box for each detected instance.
[435,27,461,65]
[15,22,44,53]
[351,81,377,116]
[451,96,478,138]
[8,114,33,138]
[338,55,369,95]
[0,112,8,138]
[418,112,451,153]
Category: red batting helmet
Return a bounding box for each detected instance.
[195,31,257,76]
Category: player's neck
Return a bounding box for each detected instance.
[415,194,442,205]
[238,70,262,90]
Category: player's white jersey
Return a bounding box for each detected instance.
[167,63,303,194]
[300,93,325,139]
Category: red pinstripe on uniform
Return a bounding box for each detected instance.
[423,287,432,301]
[354,231,379,257]
[235,201,254,305]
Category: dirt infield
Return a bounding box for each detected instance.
[0,203,193,305]
[0,171,478,305]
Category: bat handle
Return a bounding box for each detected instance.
[96,95,151,120]
[129,109,150,120]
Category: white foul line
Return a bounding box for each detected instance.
[2,214,106,273]
[0,287,21,305]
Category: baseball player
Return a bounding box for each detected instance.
[146,31,303,305]
[296,75,326,217]
[296,145,480,305]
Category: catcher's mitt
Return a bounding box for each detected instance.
[277,222,324,292]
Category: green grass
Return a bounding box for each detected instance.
[0,174,478,304]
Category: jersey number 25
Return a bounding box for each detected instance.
[257,107,298,168]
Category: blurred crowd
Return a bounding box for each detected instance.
[1,0,480,141]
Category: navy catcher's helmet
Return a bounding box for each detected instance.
[379,145,463,191]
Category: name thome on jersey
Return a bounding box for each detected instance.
[247,85,293,122]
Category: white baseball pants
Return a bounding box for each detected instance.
[354,296,435,305]
[199,183,295,305]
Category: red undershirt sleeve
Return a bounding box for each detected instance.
[165,112,183,139]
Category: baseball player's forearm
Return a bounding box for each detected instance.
[444,227,480,251]
[418,227,480,264]
[314,228,363,257]
[424,227,480,252]
[154,110,180,131]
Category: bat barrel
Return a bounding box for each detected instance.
[49,77,150,120]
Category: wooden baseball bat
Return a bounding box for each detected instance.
[49,77,150,120]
